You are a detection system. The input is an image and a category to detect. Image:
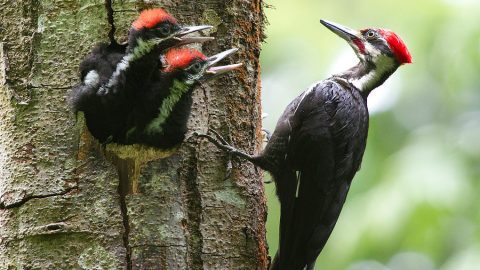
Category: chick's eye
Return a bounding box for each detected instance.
[190,62,203,73]
[159,25,171,36]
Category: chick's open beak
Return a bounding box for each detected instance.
[172,25,214,45]
[177,25,212,36]
[205,48,242,76]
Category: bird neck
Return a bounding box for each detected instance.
[103,38,162,91]
[144,78,194,135]
[335,57,398,95]
[127,38,160,59]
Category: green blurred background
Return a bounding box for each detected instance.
[260,0,480,269]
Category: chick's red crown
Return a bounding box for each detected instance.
[163,48,207,72]
[132,8,177,30]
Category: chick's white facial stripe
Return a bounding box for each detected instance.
[101,38,164,92]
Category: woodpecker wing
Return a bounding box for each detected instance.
[69,42,128,142]
[70,43,126,110]
[79,43,127,82]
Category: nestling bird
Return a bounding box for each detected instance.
[121,47,242,148]
[199,20,412,270]
[69,8,212,143]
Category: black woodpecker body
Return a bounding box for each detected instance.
[200,20,412,270]
[69,8,212,143]
[69,42,126,142]
[121,48,242,148]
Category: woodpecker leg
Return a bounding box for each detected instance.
[196,129,257,164]
[196,130,271,183]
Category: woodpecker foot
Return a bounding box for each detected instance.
[196,129,257,163]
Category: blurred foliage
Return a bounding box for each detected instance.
[260,0,480,269]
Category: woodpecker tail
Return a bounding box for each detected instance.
[270,168,350,270]
[269,169,298,270]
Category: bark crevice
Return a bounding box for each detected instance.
[104,0,118,45]
[118,182,132,270]
[0,186,78,210]
[115,158,133,270]
[183,146,204,270]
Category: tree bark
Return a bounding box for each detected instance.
[0,1,266,269]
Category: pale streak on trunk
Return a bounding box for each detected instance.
[0,0,266,269]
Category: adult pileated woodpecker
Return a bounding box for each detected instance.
[200,20,412,270]
[69,8,212,143]
[120,47,242,148]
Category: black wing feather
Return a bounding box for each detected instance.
[69,42,128,142]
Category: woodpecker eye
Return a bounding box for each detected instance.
[159,24,172,36]
[366,30,377,40]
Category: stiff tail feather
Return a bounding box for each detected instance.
[269,169,298,270]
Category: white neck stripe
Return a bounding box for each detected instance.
[349,55,396,92]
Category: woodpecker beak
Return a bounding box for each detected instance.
[320,20,360,41]
[320,19,369,58]
[174,36,215,47]
[207,63,243,75]
[171,25,214,46]
[176,25,213,37]
[202,48,242,80]
[207,48,238,67]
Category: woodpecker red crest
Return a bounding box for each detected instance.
[132,8,178,30]
[378,29,412,64]
[163,48,207,72]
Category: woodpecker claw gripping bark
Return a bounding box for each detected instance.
[197,129,257,162]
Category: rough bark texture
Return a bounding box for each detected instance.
[0,0,266,269]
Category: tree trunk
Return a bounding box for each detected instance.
[0,1,266,269]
